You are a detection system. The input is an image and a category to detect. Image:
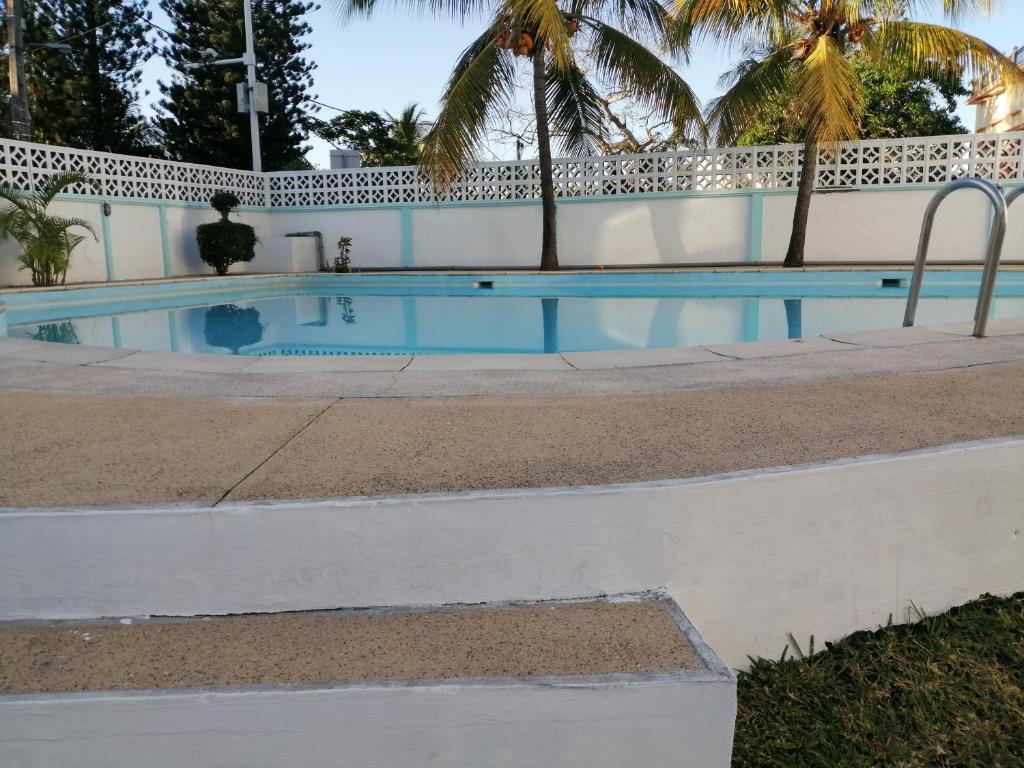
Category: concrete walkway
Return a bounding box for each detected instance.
[3,359,1023,508]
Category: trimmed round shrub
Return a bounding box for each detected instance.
[197,191,257,276]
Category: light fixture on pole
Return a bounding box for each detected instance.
[182,0,266,172]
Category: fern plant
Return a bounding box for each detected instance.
[0,172,98,286]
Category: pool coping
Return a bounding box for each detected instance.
[2,318,1024,374]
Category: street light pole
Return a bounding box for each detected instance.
[241,0,261,173]
[6,0,31,141]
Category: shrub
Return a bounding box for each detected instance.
[0,171,97,286]
[334,235,353,272]
[196,191,257,276]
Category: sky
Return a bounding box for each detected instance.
[138,1,1024,167]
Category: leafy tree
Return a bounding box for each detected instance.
[336,0,702,270]
[312,104,427,166]
[157,0,317,171]
[735,57,967,146]
[27,1,158,155]
[677,0,1024,267]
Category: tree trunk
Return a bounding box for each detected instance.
[784,139,818,268]
[532,42,558,271]
[84,1,104,152]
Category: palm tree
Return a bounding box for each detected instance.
[338,0,703,270]
[0,172,97,286]
[675,0,1024,267]
[385,103,430,160]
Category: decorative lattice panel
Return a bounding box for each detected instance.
[266,133,1022,207]
[3,134,1020,209]
[0,140,266,206]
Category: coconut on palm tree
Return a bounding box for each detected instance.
[338,0,703,270]
[0,172,97,286]
[675,0,1024,267]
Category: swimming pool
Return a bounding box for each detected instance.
[3,270,1023,356]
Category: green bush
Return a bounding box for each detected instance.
[334,235,353,272]
[0,171,97,286]
[196,191,257,276]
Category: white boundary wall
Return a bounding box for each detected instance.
[3,437,1022,667]
[0,134,1022,285]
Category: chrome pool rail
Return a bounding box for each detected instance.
[903,178,1008,338]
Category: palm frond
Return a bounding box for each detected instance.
[584,17,705,141]
[706,46,794,144]
[419,28,517,187]
[672,0,788,50]
[34,171,93,208]
[328,0,488,23]
[546,61,608,156]
[865,20,1024,87]
[894,0,999,25]
[50,215,99,242]
[794,35,864,144]
[581,0,673,44]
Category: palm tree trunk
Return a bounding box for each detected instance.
[784,139,818,268]
[532,43,558,271]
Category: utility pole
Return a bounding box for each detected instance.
[241,0,261,172]
[184,0,264,172]
[6,0,31,141]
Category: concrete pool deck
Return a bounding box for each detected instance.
[2,321,1024,508]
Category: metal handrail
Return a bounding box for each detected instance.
[1006,184,1024,209]
[903,178,1008,338]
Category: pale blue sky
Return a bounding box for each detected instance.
[138,1,1024,166]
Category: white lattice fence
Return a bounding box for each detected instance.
[0,140,266,206]
[2,133,1021,209]
[267,132,1023,207]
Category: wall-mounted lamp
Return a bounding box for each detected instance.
[102,202,112,217]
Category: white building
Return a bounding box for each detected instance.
[969,45,1024,133]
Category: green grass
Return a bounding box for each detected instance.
[732,593,1024,768]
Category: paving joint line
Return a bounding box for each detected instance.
[210,396,342,507]
[81,349,141,366]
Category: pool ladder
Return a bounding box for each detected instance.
[903,178,1023,338]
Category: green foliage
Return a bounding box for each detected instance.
[313,106,426,167]
[203,304,263,353]
[333,235,352,272]
[196,193,256,275]
[0,171,97,286]
[735,57,968,146]
[158,0,317,171]
[1,1,158,155]
[733,593,1024,768]
[210,191,241,220]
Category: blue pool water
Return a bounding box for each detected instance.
[3,271,1023,355]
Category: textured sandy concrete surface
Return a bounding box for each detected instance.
[0,393,332,507]
[227,361,1024,501]
[2,362,1023,508]
[0,601,695,694]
